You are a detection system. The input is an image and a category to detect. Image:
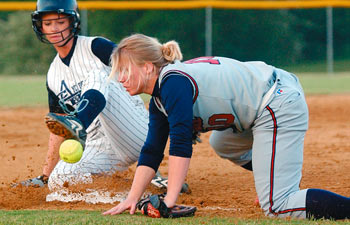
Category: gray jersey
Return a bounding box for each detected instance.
[159,57,310,218]
[158,57,276,132]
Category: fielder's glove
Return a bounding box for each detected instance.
[137,194,197,218]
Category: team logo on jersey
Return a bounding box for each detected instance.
[58,80,83,105]
[277,88,283,94]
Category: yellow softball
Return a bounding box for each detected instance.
[59,139,83,164]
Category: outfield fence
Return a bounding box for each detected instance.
[0,1,349,74]
[1,1,350,11]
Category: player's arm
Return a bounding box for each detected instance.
[42,85,67,177]
[159,75,194,207]
[73,37,116,129]
[91,37,117,66]
[82,37,116,94]
[43,133,64,177]
[104,98,170,215]
[128,98,171,197]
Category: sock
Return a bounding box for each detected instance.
[306,188,350,220]
[76,89,106,129]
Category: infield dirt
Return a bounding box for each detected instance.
[0,95,349,218]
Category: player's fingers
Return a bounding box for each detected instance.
[102,208,114,215]
[102,206,121,215]
[129,203,136,215]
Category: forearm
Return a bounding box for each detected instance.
[164,156,191,208]
[127,166,156,201]
[42,133,64,177]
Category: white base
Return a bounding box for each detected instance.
[46,189,128,204]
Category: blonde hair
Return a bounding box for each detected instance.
[109,33,183,80]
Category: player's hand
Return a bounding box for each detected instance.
[102,198,138,215]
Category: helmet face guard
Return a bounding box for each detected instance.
[31,0,80,46]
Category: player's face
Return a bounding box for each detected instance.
[118,60,149,96]
[41,13,71,45]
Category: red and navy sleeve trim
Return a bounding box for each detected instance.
[161,70,199,104]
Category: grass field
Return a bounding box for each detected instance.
[1,73,349,224]
[0,72,350,107]
[0,210,348,225]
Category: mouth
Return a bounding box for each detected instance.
[47,34,63,41]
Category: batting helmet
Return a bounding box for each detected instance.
[31,0,80,46]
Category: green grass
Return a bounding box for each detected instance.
[0,75,47,107]
[298,72,350,94]
[0,210,348,225]
[283,59,350,73]
[0,72,349,107]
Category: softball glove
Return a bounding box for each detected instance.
[137,194,197,218]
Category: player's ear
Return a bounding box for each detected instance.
[144,62,154,75]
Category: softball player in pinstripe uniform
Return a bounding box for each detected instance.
[20,0,156,191]
[104,34,350,220]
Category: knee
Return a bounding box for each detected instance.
[258,190,307,219]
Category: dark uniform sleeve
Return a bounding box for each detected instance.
[47,81,64,114]
[137,98,170,172]
[161,75,194,158]
[137,74,194,172]
[91,37,117,66]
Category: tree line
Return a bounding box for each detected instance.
[0,5,349,75]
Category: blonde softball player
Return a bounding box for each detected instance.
[103,34,350,220]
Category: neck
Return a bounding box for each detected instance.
[144,74,159,95]
[54,37,74,58]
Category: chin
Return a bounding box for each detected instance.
[127,90,137,96]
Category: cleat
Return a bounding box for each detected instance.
[151,172,168,189]
[45,112,87,148]
[151,171,190,194]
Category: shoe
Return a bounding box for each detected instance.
[151,171,168,189]
[151,171,190,194]
[45,112,87,147]
[13,175,48,188]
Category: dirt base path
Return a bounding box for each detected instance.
[0,95,349,218]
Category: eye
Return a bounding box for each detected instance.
[43,21,51,26]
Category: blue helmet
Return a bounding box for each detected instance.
[31,0,80,46]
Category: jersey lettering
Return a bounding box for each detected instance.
[58,80,82,105]
[184,56,220,65]
[193,114,235,132]
[207,114,235,131]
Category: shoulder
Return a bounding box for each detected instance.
[159,75,194,101]
[90,36,117,66]
[76,35,116,51]
[91,37,117,50]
